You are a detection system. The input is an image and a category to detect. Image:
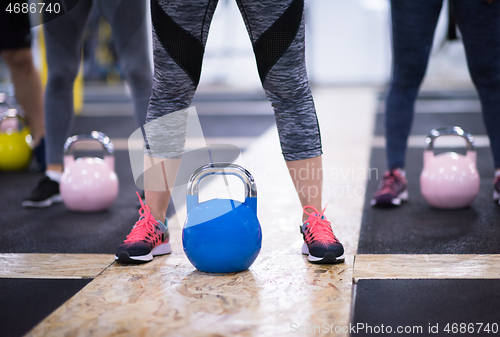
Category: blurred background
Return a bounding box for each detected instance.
[0,0,474,98]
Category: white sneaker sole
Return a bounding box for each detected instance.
[371,189,408,207]
[301,243,345,263]
[21,194,63,208]
[493,189,500,204]
[115,242,172,262]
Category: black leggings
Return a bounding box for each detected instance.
[386,0,500,169]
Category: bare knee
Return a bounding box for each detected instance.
[1,48,34,72]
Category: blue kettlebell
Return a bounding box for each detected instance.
[183,163,262,273]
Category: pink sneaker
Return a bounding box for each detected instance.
[493,175,500,205]
[371,168,408,207]
[115,192,171,263]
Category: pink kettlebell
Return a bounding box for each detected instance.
[60,131,119,212]
[420,126,480,209]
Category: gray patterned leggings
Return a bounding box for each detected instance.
[148,0,321,161]
[386,0,500,169]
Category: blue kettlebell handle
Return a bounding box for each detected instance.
[186,163,257,213]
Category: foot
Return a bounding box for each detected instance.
[300,206,345,264]
[115,192,171,263]
[493,175,500,205]
[21,176,62,208]
[371,168,408,207]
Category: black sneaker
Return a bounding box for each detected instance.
[22,176,62,208]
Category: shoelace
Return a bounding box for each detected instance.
[124,192,159,243]
[303,205,338,243]
[378,170,404,194]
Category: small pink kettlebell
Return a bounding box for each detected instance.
[420,126,480,209]
[60,131,119,212]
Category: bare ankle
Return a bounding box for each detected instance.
[46,164,63,173]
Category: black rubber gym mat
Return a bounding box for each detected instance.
[374,112,486,136]
[352,279,500,337]
[0,278,91,337]
[0,152,146,253]
[357,147,500,254]
[0,98,272,253]
[0,146,241,253]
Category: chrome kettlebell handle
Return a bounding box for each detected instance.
[0,108,19,120]
[0,93,8,111]
[0,95,17,115]
[0,93,8,110]
[425,126,475,151]
[187,163,257,198]
[0,109,27,131]
[64,131,115,156]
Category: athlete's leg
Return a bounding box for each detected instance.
[286,156,323,221]
[236,0,342,263]
[371,0,443,207]
[236,0,322,218]
[0,9,45,170]
[43,0,93,171]
[116,0,218,262]
[22,1,93,208]
[1,48,44,146]
[97,0,152,127]
[454,0,500,169]
[143,0,218,222]
[386,0,443,169]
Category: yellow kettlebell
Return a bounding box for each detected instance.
[0,109,33,171]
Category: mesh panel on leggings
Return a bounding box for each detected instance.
[151,0,204,86]
[252,0,303,83]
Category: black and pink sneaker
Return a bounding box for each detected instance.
[493,175,500,205]
[371,168,408,207]
[115,192,171,263]
[300,206,344,264]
